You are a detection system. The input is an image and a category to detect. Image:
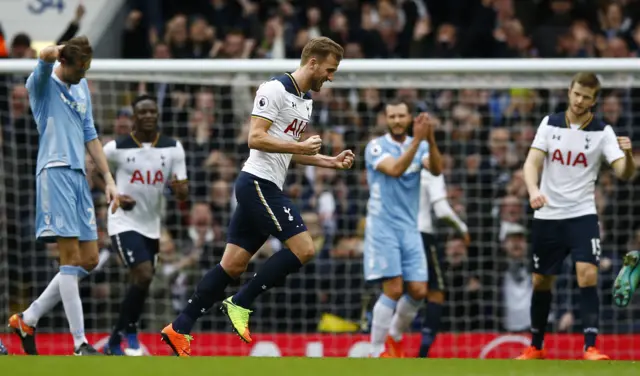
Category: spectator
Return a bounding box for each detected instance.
[188,16,215,59]
[113,107,134,136]
[441,235,484,331]
[499,224,531,332]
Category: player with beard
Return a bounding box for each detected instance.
[160,37,355,357]
[517,73,635,360]
[364,99,443,358]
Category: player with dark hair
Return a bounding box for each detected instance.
[102,95,188,355]
[518,72,635,360]
[8,36,118,355]
[160,37,354,357]
[364,100,443,358]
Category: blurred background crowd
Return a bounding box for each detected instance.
[2,0,640,337]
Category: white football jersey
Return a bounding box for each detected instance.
[242,73,313,189]
[104,134,187,239]
[418,169,448,234]
[531,112,624,220]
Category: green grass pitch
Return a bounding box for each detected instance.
[0,357,637,376]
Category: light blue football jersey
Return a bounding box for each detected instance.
[26,60,97,175]
[365,134,429,229]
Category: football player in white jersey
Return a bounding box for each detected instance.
[517,73,635,361]
[417,166,469,357]
[161,37,354,357]
[102,95,188,355]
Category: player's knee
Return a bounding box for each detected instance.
[532,273,555,291]
[220,244,252,278]
[220,261,247,278]
[60,254,82,267]
[286,232,316,264]
[427,290,445,304]
[132,263,154,288]
[79,241,99,272]
[576,263,598,287]
[290,245,315,264]
[219,256,248,278]
[80,253,99,272]
[407,283,428,301]
[58,243,82,267]
[382,278,404,300]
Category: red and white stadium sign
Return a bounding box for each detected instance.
[2,333,640,359]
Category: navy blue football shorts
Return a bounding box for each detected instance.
[227,172,307,254]
[530,214,601,275]
[111,230,159,268]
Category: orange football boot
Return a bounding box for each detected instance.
[8,313,38,355]
[383,336,405,358]
[516,346,546,360]
[160,324,193,357]
[583,347,610,360]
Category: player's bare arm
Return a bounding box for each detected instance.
[377,113,430,178]
[39,45,64,63]
[171,174,189,201]
[86,138,118,206]
[523,148,547,209]
[248,116,322,155]
[611,136,636,181]
[423,114,443,176]
[292,149,355,169]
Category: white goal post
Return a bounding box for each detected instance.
[0,58,639,359]
[0,58,639,87]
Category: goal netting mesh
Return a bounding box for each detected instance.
[1,59,640,358]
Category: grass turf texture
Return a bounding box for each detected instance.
[0,357,637,376]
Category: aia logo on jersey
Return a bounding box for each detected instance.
[130,170,165,185]
[284,119,308,139]
[551,149,588,167]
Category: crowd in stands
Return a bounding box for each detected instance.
[2,0,640,335]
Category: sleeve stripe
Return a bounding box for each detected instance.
[530,147,547,154]
[251,114,274,124]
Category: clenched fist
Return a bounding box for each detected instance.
[334,150,355,169]
[618,136,632,152]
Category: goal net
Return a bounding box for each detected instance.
[1,58,639,358]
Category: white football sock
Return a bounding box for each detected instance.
[23,273,62,327]
[58,268,87,348]
[389,294,422,342]
[370,294,397,357]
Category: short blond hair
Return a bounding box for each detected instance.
[571,72,601,98]
[300,37,344,65]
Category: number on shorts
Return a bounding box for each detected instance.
[87,208,96,225]
[591,238,601,260]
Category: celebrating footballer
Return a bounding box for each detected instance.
[518,73,635,361]
[160,37,354,357]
